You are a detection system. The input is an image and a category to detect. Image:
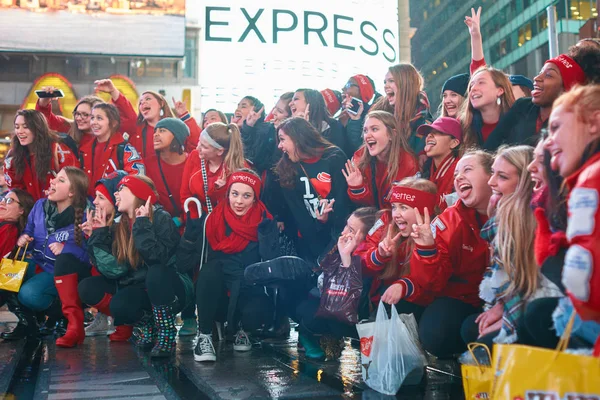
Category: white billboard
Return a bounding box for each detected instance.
[198,0,399,112]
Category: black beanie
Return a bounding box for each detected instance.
[442,74,470,97]
[155,118,190,149]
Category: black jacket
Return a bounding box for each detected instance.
[88,205,180,286]
[241,118,281,174]
[484,97,545,151]
[322,118,349,158]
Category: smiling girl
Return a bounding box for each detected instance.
[459,67,515,150]
[180,122,246,216]
[371,64,432,155]
[289,89,348,154]
[202,109,228,129]
[36,86,104,148]
[275,118,351,263]
[343,110,418,209]
[178,169,275,362]
[544,85,600,355]
[94,79,200,159]
[13,167,90,347]
[79,103,145,196]
[4,110,80,201]
[439,74,469,118]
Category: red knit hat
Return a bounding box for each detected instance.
[118,176,158,204]
[352,74,375,103]
[321,89,341,116]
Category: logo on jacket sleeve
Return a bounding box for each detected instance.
[567,187,597,240]
[124,144,142,162]
[562,244,592,302]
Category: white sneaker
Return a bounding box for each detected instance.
[85,313,115,337]
[194,333,216,362]
[233,329,252,352]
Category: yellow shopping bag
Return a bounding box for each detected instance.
[491,312,600,399]
[461,343,493,400]
[0,244,29,293]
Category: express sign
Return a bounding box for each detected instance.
[197,0,400,112]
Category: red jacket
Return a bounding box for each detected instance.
[409,200,488,308]
[4,142,79,201]
[354,212,435,306]
[145,154,187,219]
[348,147,418,209]
[429,154,459,211]
[79,133,145,196]
[0,222,19,258]
[564,152,600,323]
[112,93,201,159]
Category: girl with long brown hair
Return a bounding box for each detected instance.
[343,110,418,209]
[4,109,79,200]
[371,63,432,154]
[94,78,200,159]
[461,145,561,349]
[36,86,104,147]
[181,122,246,215]
[81,175,192,358]
[10,167,90,347]
[79,103,146,196]
[275,117,351,263]
[459,66,515,149]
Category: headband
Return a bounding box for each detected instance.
[118,176,158,205]
[228,171,262,196]
[201,129,224,150]
[389,186,437,214]
[353,74,375,104]
[545,55,586,91]
[96,184,114,206]
[321,89,341,116]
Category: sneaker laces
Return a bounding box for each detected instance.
[234,329,251,347]
[86,313,109,331]
[197,334,215,354]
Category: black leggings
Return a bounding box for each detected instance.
[78,265,187,326]
[54,253,91,279]
[196,260,273,334]
[418,297,479,358]
[460,313,498,349]
[296,295,358,338]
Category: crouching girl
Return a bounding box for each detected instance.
[79,175,192,358]
[178,169,275,363]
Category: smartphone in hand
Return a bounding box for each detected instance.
[35,89,64,99]
[346,97,363,115]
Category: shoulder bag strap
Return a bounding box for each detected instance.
[200,159,213,213]
[157,158,180,216]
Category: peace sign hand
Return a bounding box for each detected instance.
[315,198,335,223]
[135,196,152,218]
[464,6,482,37]
[172,97,188,118]
[303,104,311,122]
[410,207,435,247]
[378,226,403,259]
[341,160,363,187]
[245,106,264,127]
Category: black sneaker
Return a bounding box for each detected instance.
[194,333,216,362]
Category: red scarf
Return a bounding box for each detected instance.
[206,199,271,254]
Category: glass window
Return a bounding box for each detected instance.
[518,23,532,47]
[184,34,197,79]
[538,12,548,31]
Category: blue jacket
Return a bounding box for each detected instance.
[22,199,90,274]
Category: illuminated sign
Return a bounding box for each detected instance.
[0,1,185,57]
[198,0,399,112]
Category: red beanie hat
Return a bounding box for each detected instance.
[352,74,375,103]
[545,54,586,91]
[321,89,341,116]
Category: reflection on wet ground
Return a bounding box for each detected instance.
[1,311,465,399]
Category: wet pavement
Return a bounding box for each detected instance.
[0,310,465,399]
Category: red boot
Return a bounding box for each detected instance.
[110,325,133,342]
[55,273,85,348]
[92,293,133,342]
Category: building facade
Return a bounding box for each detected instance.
[410,0,597,111]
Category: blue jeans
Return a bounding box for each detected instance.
[553,297,600,346]
[17,260,57,312]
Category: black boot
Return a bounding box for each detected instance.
[38,298,63,336]
[132,311,155,350]
[1,295,38,340]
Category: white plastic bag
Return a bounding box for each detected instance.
[356,302,426,395]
